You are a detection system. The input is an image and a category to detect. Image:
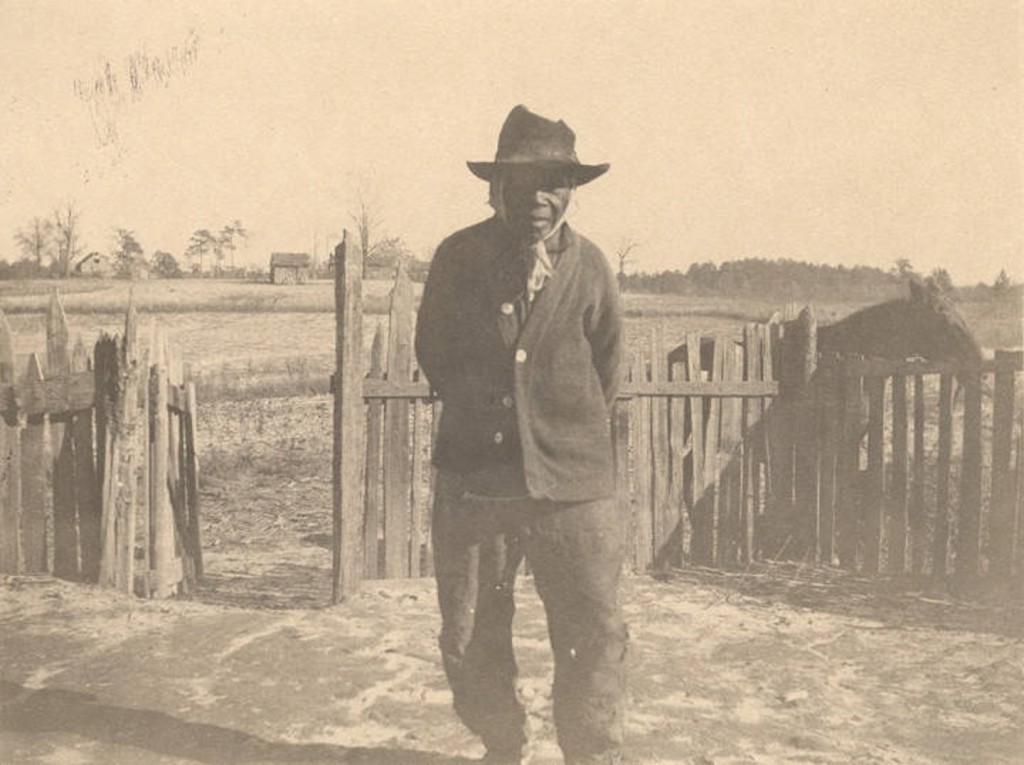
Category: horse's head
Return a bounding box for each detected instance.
[901,276,983,363]
[818,276,983,364]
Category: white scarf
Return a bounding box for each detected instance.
[492,176,567,303]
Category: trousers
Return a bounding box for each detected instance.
[432,470,628,760]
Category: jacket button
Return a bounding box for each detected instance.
[501,395,514,409]
[493,432,504,444]
[501,302,514,315]
[515,349,527,363]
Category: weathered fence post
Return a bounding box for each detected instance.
[778,307,817,560]
[333,229,366,602]
[651,323,672,571]
[836,356,863,569]
[364,326,384,579]
[184,372,203,581]
[72,338,100,582]
[48,293,78,579]
[0,310,21,573]
[932,374,954,577]
[958,373,983,578]
[150,329,176,597]
[384,258,413,578]
[989,351,1018,577]
[889,373,909,573]
[21,354,48,573]
[684,332,708,564]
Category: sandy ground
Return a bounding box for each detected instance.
[2,395,1024,764]
[2,565,1023,765]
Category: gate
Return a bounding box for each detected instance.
[331,234,1024,600]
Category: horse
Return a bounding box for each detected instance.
[815,276,982,365]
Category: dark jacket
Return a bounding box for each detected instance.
[415,217,622,502]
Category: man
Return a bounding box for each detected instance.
[415,105,627,765]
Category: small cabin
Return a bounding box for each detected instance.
[74,252,113,278]
[269,252,311,284]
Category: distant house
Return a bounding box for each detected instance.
[74,252,113,277]
[270,252,311,284]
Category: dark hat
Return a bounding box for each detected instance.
[467,105,609,186]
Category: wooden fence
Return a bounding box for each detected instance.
[0,292,201,597]
[331,235,1024,598]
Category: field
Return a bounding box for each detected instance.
[1,278,1023,764]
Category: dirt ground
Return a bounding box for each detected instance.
[2,395,1024,764]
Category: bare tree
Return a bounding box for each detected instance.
[53,202,84,277]
[352,197,380,262]
[216,219,248,272]
[614,237,638,280]
[185,229,217,274]
[14,217,54,268]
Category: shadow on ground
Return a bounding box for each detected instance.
[655,562,1024,638]
[196,561,334,610]
[0,681,475,765]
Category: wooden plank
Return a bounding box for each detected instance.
[957,374,984,578]
[0,310,21,574]
[21,355,49,573]
[863,376,885,573]
[685,332,709,564]
[842,355,1021,377]
[116,300,140,595]
[364,326,384,579]
[1015,419,1024,584]
[621,380,780,397]
[889,374,908,573]
[138,340,154,597]
[425,398,442,578]
[612,379,633,566]
[1,372,95,416]
[741,324,758,564]
[333,230,367,602]
[633,345,653,572]
[706,336,723,565]
[910,374,926,574]
[184,377,203,581]
[52,416,77,578]
[410,398,423,577]
[933,374,953,577]
[46,292,77,578]
[359,378,780,399]
[836,357,862,569]
[651,324,672,571]
[150,331,174,597]
[668,351,689,566]
[95,335,118,588]
[71,340,99,583]
[383,259,413,579]
[816,361,840,566]
[757,323,774,559]
[718,341,741,565]
[989,352,1017,576]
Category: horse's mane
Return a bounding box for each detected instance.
[816,277,982,363]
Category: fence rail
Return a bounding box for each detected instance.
[0,292,200,597]
[332,240,1024,598]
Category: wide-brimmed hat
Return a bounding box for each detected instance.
[467,105,609,186]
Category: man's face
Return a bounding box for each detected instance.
[498,165,574,242]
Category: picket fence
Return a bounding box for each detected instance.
[0,293,201,597]
[330,234,1024,600]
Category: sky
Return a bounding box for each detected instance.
[1,0,1021,284]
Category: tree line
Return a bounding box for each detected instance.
[617,257,1016,304]
[4,203,251,279]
